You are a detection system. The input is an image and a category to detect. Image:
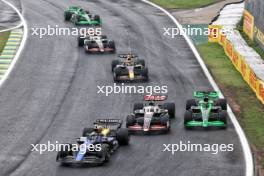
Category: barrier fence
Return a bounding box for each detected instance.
[209,24,264,104]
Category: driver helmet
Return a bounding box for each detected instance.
[94,125,104,133]
[125,54,133,65]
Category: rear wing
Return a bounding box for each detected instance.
[144,95,167,101]
[193,91,219,99]
[118,54,138,58]
[94,119,122,128]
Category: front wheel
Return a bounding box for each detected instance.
[78,36,85,47]
[116,128,130,145]
[163,103,175,118]
[184,111,193,125]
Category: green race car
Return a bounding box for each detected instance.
[64,6,101,26]
[64,6,89,21]
[184,91,227,129]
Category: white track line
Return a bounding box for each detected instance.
[0,22,23,33]
[141,1,254,176]
[0,0,28,87]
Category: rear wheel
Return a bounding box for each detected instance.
[133,103,144,111]
[141,68,148,82]
[94,15,101,25]
[116,128,130,145]
[216,99,227,110]
[186,99,196,110]
[163,103,175,118]
[126,115,136,127]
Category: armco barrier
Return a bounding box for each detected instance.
[209,2,264,105]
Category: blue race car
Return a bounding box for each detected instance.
[56,119,130,166]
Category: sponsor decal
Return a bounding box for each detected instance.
[243,10,254,40]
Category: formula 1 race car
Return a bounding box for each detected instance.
[64,6,89,21]
[56,119,129,166]
[184,91,227,129]
[64,6,101,26]
[126,95,175,133]
[111,53,148,82]
[78,34,116,53]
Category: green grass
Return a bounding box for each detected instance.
[197,42,264,168]
[237,19,264,60]
[0,31,10,54]
[151,0,217,9]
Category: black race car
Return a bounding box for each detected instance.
[56,119,129,166]
[111,53,148,82]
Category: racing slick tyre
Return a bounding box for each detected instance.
[64,12,72,21]
[94,15,101,25]
[184,111,193,126]
[141,68,149,82]
[216,99,227,110]
[108,41,116,53]
[133,103,144,111]
[116,128,130,145]
[111,60,119,72]
[82,128,94,136]
[186,99,197,110]
[126,115,136,127]
[113,67,127,82]
[163,103,175,118]
[78,36,85,47]
[137,59,145,67]
[219,110,227,125]
[56,143,72,161]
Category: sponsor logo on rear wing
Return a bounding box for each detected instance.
[118,54,138,58]
[95,119,123,124]
[144,95,167,101]
[194,91,219,99]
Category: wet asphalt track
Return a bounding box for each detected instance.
[0,0,244,175]
[0,0,21,30]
